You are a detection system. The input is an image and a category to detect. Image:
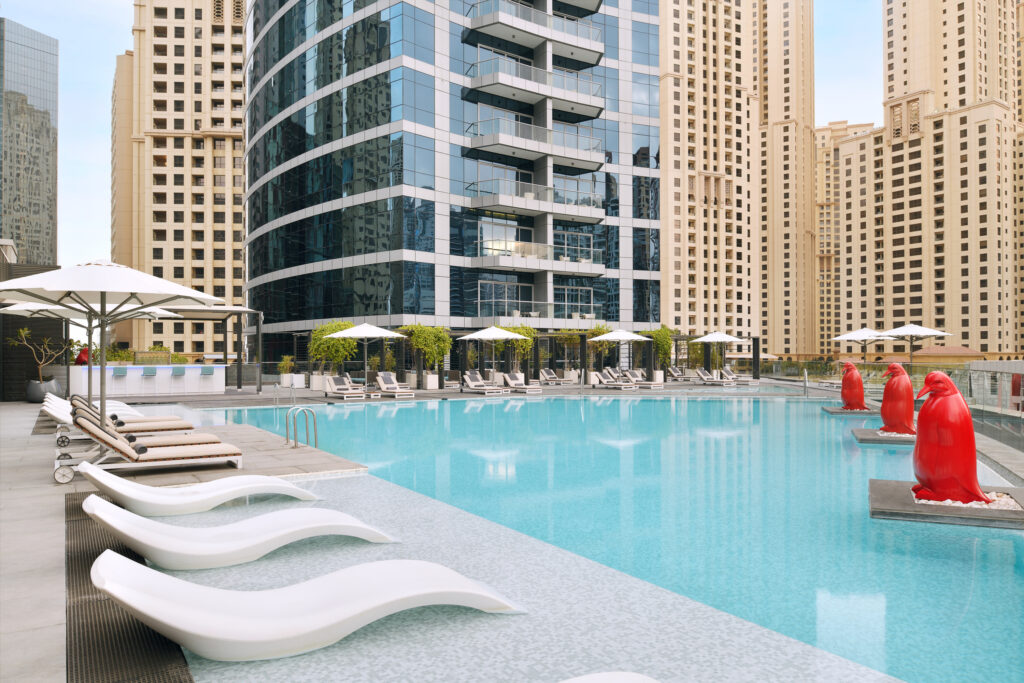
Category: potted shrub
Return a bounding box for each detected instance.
[277,355,295,387]
[399,324,452,390]
[6,327,73,402]
[308,321,358,389]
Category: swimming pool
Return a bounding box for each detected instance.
[225,397,1023,682]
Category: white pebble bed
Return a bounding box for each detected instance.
[876,430,915,438]
[915,491,1023,511]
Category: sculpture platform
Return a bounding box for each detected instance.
[851,428,916,446]
[822,406,880,416]
[868,479,1024,529]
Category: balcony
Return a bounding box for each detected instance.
[468,239,605,276]
[557,0,603,14]
[466,178,605,223]
[475,300,603,325]
[468,0,603,65]
[467,57,603,119]
[465,118,604,171]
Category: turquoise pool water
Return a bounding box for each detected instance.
[225,397,1024,682]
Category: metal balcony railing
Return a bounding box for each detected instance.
[477,300,603,319]
[468,57,603,98]
[466,118,602,154]
[468,0,603,43]
[467,179,604,211]
[474,239,603,264]
[467,178,553,202]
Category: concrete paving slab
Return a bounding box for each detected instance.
[851,427,917,445]
[869,479,1024,528]
[822,406,881,416]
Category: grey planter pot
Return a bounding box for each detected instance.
[25,378,61,403]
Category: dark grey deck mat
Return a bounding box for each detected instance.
[65,492,193,683]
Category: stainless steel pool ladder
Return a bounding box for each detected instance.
[285,406,319,449]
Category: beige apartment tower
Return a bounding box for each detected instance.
[837,0,1021,359]
[659,0,761,340]
[660,0,817,359]
[111,0,246,357]
[814,121,875,356]
[753,0,817,359]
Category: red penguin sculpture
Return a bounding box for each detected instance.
[840,362,868,411]
[912,371,991,504]
[880,363,915,434]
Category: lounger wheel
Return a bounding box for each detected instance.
[54,465,75,484]
[56,435,71,448]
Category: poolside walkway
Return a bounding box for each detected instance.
[0,402,360,681]
[2,389,1020,682]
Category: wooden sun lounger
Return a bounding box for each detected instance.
[55,414,241,483]
[325,376,367,401]
[504,373,542,394]
[375,372,415,399]
[624,369,663,389]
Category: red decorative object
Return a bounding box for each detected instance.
[912,371,991,504]
[840,362,867,411]
[75,348,90,366]
[880,363,916,434]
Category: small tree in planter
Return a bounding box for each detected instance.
[399,324,452,389]
[308,321,358,389]
[639,325,677,380]
[494,325,535,371]
[277,355,295,387]
[6,328,74,402]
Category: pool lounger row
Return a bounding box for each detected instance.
[80,463,523,662]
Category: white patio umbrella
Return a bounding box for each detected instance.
[458,326,527,375]
[326,322,406,381]
[0,260,220,423]
[691,332,746,372]
[588,329,649,343]
[880,324,951,365]
[589,329,650,370]
[691,332,746,344]
[457,326,528,341]
[1,301,181,402]
[832,327,897,364]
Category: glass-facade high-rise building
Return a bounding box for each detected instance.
[246,0,659,357]
[0,19,58,266]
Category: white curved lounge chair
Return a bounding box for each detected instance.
[78,461,317,516]
[91,550,524,661]
[82,494,394,569]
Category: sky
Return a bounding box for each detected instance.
[0,0,883,269]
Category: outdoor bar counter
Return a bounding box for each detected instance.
[60,364,225,396]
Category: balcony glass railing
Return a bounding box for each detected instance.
[468,57,603,98]
[468,0,602,43]
[467,179,604,211]
[467,178,553,202]
[477,300,603,319]
[474,239,603,264]
[553,185,604,210]
[466,118,602,154]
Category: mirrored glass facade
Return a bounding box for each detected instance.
[0,19,58,266]
[246,0,659,354]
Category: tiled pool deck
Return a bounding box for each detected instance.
[1,386,1020,681]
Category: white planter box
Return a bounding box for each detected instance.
[290,374,306,389]
[309,374,325,391]
[419,373,439,390]
[653,370,664,383]
[280,374,292,388]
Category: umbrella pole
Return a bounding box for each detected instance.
[99,293,107,425]
[86,316,94,404]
